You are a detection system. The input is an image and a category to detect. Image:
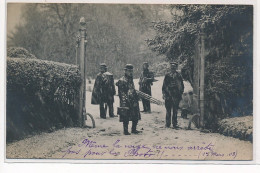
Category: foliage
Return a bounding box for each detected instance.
[7,47,37,59]
[6,57,81,142]
[147,5,252,60]
[8,4,49,60]
[150,61,169,77]
[147,5,253,122]
[8,4,169,78]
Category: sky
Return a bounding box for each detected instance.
[7,3,23,35]
[6,3,173,35]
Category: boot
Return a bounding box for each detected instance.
[108,103,116,117]
[172,110,180,129]
[123,122,130,135]
[100,103,106,119]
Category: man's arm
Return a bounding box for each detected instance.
[162,75,167,100]
[117,80,129,107]
[96,74,104,93]
[111,76,116,95]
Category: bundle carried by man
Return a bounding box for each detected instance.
[135,90,164,106]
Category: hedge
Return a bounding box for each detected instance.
[218,116,253,142]
[7,47,37,59]
[7,57,81,142]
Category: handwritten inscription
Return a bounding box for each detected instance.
[61,138,238,159]
[78,138,109,148]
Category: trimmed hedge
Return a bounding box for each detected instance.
[7,57,81,142]
[7,47,37,59]
[218,116,253,142]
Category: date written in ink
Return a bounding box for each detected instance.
[199,150,237,159]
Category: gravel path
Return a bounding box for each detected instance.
[6,77,253,160]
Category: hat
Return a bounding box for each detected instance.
[124,64,134,70]
[143,62,149,66]
[100,63,107,68]
[170,62,178,66]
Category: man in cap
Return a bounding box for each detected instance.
[116,64,141,135]
[91,63,116,119]
[103,70,116,118]
[139,62,154,113]
[162,62,184,128]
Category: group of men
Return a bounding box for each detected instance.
[91,62,184,135]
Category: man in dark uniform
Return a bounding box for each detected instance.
[103,71,116,117]
[91,63,116,119]
[162,62,184,128]
[116,64,141,135]
[139,62,154,113]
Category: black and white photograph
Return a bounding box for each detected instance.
[5,2,254,161]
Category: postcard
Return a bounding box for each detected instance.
[5,1,255,162]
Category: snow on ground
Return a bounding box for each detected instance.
[6,76,252,160]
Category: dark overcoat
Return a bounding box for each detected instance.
[91,72,104,105]
[103,72,116,103]
[162,71,184,103]
[91,72,116,104]
[116,76,141,122]
[138,70,154,95]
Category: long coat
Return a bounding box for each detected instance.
[162,71,184,103]
[103,72,116,103]
[138,70,154,95]
[91,72,116,105]
[91,72,105,105]
[116,76,141,122]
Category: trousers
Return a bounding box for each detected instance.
[123,120,138,133]
[165,98,180,127]
[99,102,114,118]
[140,87,151,112]
[141,98,151,112]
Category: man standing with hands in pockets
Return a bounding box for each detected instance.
[162,62,184,129]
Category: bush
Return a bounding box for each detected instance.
[7,57,81,142]
[218,116,253,142]
[150,61,170,77]
[147,5,253,124]
[7,47,37,59]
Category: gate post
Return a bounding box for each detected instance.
[75,34,80,65]
[78,17,87,126]
[193,37,200,114]
[199,23,206,128]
